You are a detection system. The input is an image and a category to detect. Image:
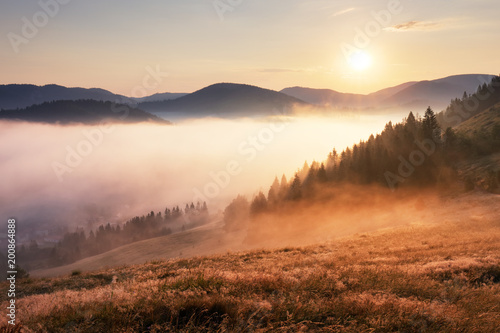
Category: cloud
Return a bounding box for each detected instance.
[0,116,393,239]
[331,7,355,17]
[384,21,442,32]
[256,68,304,73]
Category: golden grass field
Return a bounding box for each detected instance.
[1,192,499,332]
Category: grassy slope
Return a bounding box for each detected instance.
[31,188,444,279]
[455,101,500,135]
[31,222,246,278]
[452,103,500,191]
[455,152,500,189]
[1,192,499,332]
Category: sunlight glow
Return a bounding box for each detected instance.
[348,51,372,71]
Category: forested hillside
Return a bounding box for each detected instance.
[437,76,500,128]
[224,76,500,236]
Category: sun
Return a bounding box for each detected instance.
[348,51,372,71]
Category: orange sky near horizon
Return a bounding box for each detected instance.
[0,0,499,96]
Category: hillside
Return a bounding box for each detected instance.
[2,192,499,332]
[281,74,495,111]
[32,189,498,278]
[0,100,169,125]
[31,222,242,278]
[437,76,500,129]
[138,83,308,117]
[455,102,500,135]
[0,84,134,110]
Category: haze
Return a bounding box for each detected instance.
[2,1,499,95]
[0,114,400,236]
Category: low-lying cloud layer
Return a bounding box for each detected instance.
[0,114,402,239]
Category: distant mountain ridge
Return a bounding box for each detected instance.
[0,84,189,113]
[281,74,495,111]
[138,83,308,117]
[0,100,169,125]
[132,92,188,103]
[280,81,416,108]
[0,84,136,110]
[1,74,496,119]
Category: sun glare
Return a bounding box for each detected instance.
[348,51,372,71]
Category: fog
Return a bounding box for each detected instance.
[0,113,406,239]
[245,184,439,247]
[242,183,500,257]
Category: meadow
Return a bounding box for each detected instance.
[1,192,499,332]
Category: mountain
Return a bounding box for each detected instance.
[138,83,308,117]
[366,81,418,100]
[381,74,495,110]
[280,81,416,108]
[132,92,188,103]
[2,75,495,118]
[0,100,169,125]
[279,87,367,107]
[281,74,496,111]
[0,84,136,110]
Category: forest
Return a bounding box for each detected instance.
[224,76,500,233]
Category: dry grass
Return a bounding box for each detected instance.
[2,197,500,332]
[455,102,500,135]
[30,221,247,278]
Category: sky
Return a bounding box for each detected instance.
[1,0,499,96]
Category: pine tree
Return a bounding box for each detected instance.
[422,106,440,139]
[287,174,302,201]
[303,163,317,188]
[405,111,417,133]
[299,161,310,180]
[267,176,280,204]
[250,192,268,216]
[278,174,288,199]
[317,163,328,183]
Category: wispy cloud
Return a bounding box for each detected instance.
[384,20,442,32]
[256,68,304,73]
[331,7,355,17]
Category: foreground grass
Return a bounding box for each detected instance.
[1,217,499,332]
